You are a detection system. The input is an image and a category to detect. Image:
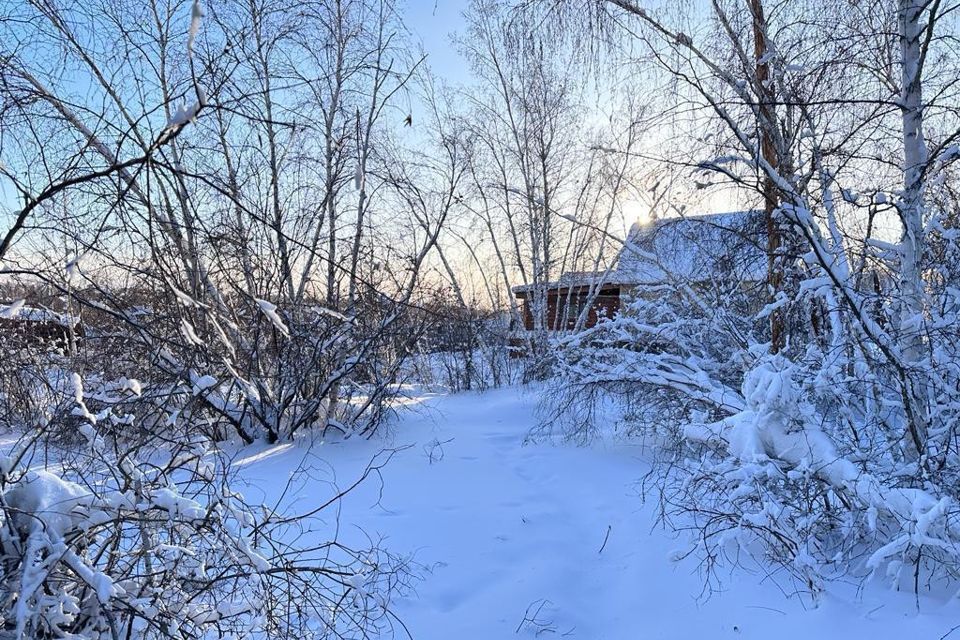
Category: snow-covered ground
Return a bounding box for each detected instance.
[235,387,957,639]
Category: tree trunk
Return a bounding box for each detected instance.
[749,0,784,354]
[897,0,929,457]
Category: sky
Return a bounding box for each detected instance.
[399,0,663,227]
[405,0,472,85]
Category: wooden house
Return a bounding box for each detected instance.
[512,211,766,334]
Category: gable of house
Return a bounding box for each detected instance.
[615,210,767,287]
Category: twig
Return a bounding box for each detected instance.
[598,524,612,554]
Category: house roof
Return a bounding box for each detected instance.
[511,271,623,295]
[614,210,767,285]
[511,210,768,296]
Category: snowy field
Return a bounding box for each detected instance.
[234,388,957,639]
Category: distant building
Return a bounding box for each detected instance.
[0,304,83,351]
[512,211,766,333]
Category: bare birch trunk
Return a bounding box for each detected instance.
[897,0,929,456]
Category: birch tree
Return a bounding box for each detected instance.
[456,0,646,366]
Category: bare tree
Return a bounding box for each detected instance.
[454,0,646,369]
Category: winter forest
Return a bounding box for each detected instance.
[1,0,960,637]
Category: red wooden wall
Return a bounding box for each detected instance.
[517,286,621,331]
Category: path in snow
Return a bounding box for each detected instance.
[237,387,956,639]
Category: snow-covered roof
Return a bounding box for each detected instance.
[510,211,767,295]
[511,271,621,295]
[614,211,767,285]
[0,303,80,327]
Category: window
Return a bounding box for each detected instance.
[565,295,583,322]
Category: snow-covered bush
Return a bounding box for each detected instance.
[0,416,413,638]
[0,0,460,443]
[541,204,960,596]
[549,282,960,596]
[0,303,415,637]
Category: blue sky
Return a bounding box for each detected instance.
[405,0,471,84]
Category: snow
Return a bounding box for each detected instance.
[70,372,98,424]
[256,298,290,336]
[3,470,94,539]
[0,304,79,326]
[148,486,205,520]
[307,303,350,322]
[187,0,204,56]
[0,298,24,318]
[118,376,142,396]
[180,318,203,345]
[234,387,957,639]
[170,285,200,307]
[616,210,767,285]
[167,101,201,127]
[191,372,218,394]
[511,270,614,294]
[512,211,768,294]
